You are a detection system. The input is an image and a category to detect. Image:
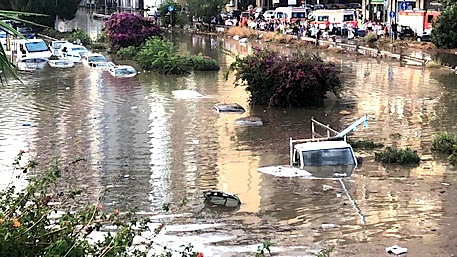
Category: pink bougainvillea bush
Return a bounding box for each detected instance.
[227,47,341,107]
[104,12,161,50]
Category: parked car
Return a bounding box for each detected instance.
[49,40,69,56]
[398,25,415,40]
[263,10,275,20]
[417,29,432,42]
[57,43,89,63]
[108,65,137,78]
[82,53,107,66]
[17,26,35,39]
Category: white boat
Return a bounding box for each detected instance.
[107,65,137,78]
[48,59,74,68]
[16,57,48,71]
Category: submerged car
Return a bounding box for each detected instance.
[257,115,368,178]
[108,65,137,78]
[82,53,107,66]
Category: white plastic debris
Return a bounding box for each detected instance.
[321,223,335,229]
[441,182,451,186]
[385,245,408,255]
[323,185,333,191]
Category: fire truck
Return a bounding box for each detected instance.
[397,10,440,35]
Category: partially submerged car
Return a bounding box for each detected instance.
[82,52,107,66]
[107,65,137,78]
[258,115,368,178]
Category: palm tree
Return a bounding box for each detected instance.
[0,10,47,84]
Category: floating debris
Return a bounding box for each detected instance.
[172,90,204,99]
[385,245,408,255]
[213,103,245,113]
[203,190,241,208]
[235,116,263,126]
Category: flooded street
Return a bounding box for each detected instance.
[2,25,457,256]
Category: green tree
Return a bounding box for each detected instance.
[4,0,80,27]
[158,0,186,26]
[431,4,457,49]
[185,0,226,24]
[438,0,455,7]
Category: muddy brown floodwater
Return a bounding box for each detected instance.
[1,27,457,256]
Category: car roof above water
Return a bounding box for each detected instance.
[295,140,352,152]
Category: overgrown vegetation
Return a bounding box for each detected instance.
[226,47,341,107]
[0,151,203,257]
[374,147,420,164]
[431,132,457,164]
[69,29,92,46]
[117,37,219,74]
[104,12,161,51]
[364,33,378,47]
[432,3,457,49]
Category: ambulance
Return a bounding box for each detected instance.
[309,9,356,30]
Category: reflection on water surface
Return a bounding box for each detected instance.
[1,31,457,256]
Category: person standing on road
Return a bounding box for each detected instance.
[391,21,398,40]
[352,19,358,37]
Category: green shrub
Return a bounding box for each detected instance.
[70,29,92,46]
[364,33,378,44]
[116,46,139,59]
[41,28,67,40]
[431,132,457,154]
[227,47,341,107]
[0,151,204,257]
[188,55,219,71]
[137,37,188,74]
[431,132,457,165]
[136,37,219,74]
[375,147,420,164]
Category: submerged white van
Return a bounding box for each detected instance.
[12,39,52,60]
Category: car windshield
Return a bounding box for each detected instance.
[302,147,355,166]
[71,47,87,52]
[17,27,32,34]
[25,41,49,52]
[53,42,66,49]
[88,55,106,62]
[115,67,135,75]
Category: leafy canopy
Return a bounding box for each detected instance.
[431,4,457,49]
